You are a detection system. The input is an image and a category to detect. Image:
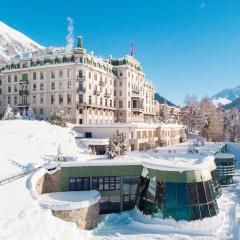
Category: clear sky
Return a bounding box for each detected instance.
[1,0,240,105]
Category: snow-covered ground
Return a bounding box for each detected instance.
[0,120,240,240]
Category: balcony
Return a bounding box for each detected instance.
[76,75,85,81]
[19,79,28,84]
[19,90,29,95]
[132,107,143,113]
[132,89,140,94]
[99,80,105,87]
[18,103,29,108]
[104,92,111,98]
[77,87,86,93]
[94,89,101,95]
[78,102,116,111]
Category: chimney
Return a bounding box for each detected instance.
[77,36,83,48]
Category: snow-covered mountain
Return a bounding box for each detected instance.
[211,85,240,106]
[0,21,44,64]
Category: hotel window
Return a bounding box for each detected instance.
[40,94,44,104]
[79,70,83,78]
[92,176,120,191]
[89,96,92,105]
[33,84,37,91]
[51,95,55,105]
[7,96,11,105]
[79,57,83,63]
[67,81,72,89]
[110,100,112,107]
[51,70,55,79]
[79,95,83,103]
[0,89,2,95]
[14,96,17,106]
[67,69,70,77]
[67,94,71,105]
[8,86,11,93]
[100,98,102,106]
[40,108,43,115]
[119,91,122,96]
[88,71,91,79]
[128,101,130,108]
[51,82,55,90]
[14,75,18,82]
[69,177,90,191]
[94,74,97,81]
[59,82,63,90]
[119,81,122,87]
[33,72,37,80]
[8,75,11,83]
[40,71,44,80]
[0,79,2,85]
[59,70,63,78]
[119,101,123,108]
[105,99,108,106]
[40,83,44,91]
[59,94,63,105]
[14,85,18,93]
[33,95,36,104]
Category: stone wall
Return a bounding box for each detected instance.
[52,201,100,230]
[35,170,61,195]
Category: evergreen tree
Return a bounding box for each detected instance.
[105,139,119,159]
[26,107,36,120]
[112,130,127,155]
[15,112,22,120]
[2,105,15,120]
[55,144,64,162]
[50,105,68,127]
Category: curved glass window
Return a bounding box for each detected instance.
[137,179,219,221]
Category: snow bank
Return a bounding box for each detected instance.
[0,120,89,180]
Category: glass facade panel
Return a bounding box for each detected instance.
[68,177,90,191]
[100,196,120,214]
[92,176,120,191]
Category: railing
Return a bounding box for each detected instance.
[19,79,28,84]
[18,103,29,107]
[19,90,29,95]
[0,166,43,187]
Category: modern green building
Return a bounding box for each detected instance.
[60,159,221,221]
[214,153,235,185]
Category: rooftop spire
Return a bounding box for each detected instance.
[130,42,134,57]
[77,36,83,48]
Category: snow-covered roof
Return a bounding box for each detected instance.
[78,138,109,145]
[215,153,235,159]
[39,190,100,211]
[62,142,223,173]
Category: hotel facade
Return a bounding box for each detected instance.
[0,37,155,124]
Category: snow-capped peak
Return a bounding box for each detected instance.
[0,21,44,64]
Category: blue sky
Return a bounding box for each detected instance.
[1,0,240,105]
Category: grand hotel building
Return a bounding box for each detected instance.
[0,37,156,124]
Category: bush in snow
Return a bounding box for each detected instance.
[105,139,119,159]
[50,105,68,127]
[2,105,15,120]
[144,137,157,151]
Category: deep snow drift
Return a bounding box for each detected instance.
[0,120,240,240]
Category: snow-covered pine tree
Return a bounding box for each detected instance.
[105,139,119,159]
[50,105,68,127]
[15,112,22,120]
[112,130,127,155]
[146,137,157,151]
[26,107,36,120]
[2,104,15,120]
[55,144,64,162]
[22,109,27,120]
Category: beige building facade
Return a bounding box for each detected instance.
[0,37,156,124]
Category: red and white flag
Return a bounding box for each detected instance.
[130,42,134,57]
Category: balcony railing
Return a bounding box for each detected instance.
[76,75,85,80]
[19,90,29,95]
[19,79,28,84]
[18,103,29,108]
[94,89,100,95]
